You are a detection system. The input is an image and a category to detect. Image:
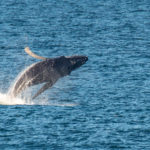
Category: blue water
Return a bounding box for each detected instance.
[0,0,150,149]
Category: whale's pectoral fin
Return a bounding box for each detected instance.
[32,81,53,99]
[25,47,47,60]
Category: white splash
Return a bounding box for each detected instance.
[49,101,78,107]
[8,63,37,96]
[0,93,32,105]
[0,92,77,106]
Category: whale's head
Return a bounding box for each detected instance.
[67,55,88,72]
[54,55,88,76]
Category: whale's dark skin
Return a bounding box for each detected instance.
[9,55,88,99]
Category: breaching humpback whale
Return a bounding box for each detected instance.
[9,47,88,99]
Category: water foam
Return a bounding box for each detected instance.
[0,93,31,105]
[0,92,77,106]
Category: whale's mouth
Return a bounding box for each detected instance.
[67,56,88,71]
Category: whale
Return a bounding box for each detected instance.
[9,48,88,99]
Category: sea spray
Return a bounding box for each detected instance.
[7,63,36,97]
[0,93,30,105]
[0,92,77,106]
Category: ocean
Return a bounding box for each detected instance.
[0,0,150,149]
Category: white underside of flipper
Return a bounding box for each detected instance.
[25,47,47,60]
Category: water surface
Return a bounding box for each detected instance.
[0,0,150,149]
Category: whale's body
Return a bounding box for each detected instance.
[9,55,88,99]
